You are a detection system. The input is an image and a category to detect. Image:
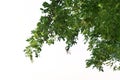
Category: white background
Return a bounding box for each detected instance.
[0,0,120,80]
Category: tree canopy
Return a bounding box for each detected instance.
[24,0,120,71]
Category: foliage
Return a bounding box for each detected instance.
[24,0,120,71]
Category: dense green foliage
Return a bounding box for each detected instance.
[24,0,120,71]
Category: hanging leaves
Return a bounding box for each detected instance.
[24,0,120,71]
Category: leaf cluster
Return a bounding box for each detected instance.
[24,0,120,71]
